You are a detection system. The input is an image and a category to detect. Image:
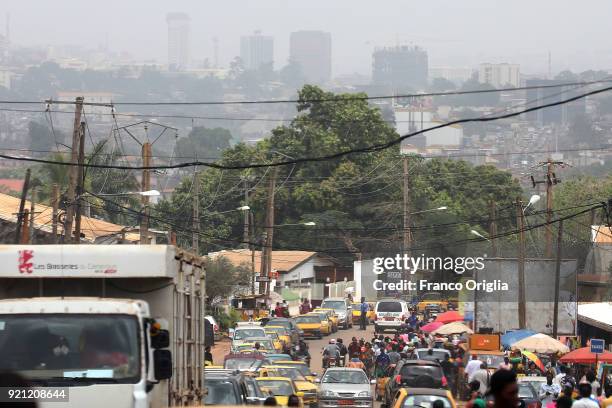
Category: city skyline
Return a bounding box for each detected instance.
[2,0,612,77]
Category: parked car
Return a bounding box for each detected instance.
[374,299,410,333]
[320,297,354,329]
[317,367,375,408]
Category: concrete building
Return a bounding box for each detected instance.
[289,30,331,84]
[394,107,463,150]
[525,79,586,125]
[372,45,428,90]
[166,12,190,71]
[478,63,520,88]
[429,66,473,84]
[240,31,274,71]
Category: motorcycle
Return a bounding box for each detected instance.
[322,355,338,369]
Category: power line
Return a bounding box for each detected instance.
[28,79,612,107]
[2,85,611,171]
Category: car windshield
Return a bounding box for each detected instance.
[224,358,261,370]
[270,367,306,381]
[296,316,320,324]
[266,332,280,340]
[322,370,369,384]
[478,354,505,367]
[234,328,266,340]
[205,380,240,405]
[321,301,346,311]
[518,383,536,399]
[402,395,452,408]
[257,380,293,396]
[377,302,403,312]
[416,349,450,362]
[0,314,140,382]
[400,364,443,379]
[280,363,312,377]
[267,355,292,361]
[421,293,443,301]
[267,327,289,335]
[267,320,292,330]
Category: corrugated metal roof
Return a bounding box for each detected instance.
[577,302,612,331]
[591,225,612,243]
[208,248,317,274]
[0,192,139,243]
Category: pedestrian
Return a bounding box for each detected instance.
[388,344,401,365]
[337,338,347,366]
[471,363,490,396]
[347,356,365,370]
[465,354,483,382]
[359,297,368,330]
[555,395,573,408]
[465,380,486,408]
[498,356,513,371]
[205,346,213,365]
[538,373,560,406]
[487,369,519,408]
[287,395,300,407]
[348,337,361,359]
[525,361,541,376]
[299,298,311,314]
[440,354,456,396]
[572,383,599,408]
[584,370,601,398]
[274,302,283,318]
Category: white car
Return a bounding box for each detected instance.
[374,299,409,333]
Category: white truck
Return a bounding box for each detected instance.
[0,244,206,408]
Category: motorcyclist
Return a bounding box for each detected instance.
[323,339,340,369]
[293,338,311,365]
[337,338,348,367]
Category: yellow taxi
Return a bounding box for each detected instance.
[352,302,376,322]
[313,308,339,332]
[275,360,317,383]
[255,377,304,407]
[417,292,448,313]
[389,388,457,408]
[295,314,324,339]
[259,366,318,407]
[265,331,285,353]
[306,311,332,335]
[266,325,293,348]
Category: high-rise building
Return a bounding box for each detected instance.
[289,31,332,84]
[372,45,428,90]
[166,13,190,71]
[525,79,585,125]
[478,63,520,88]
[240,31,274,71]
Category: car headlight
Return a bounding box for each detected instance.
[357,391,371,397]
[320,390,336,397]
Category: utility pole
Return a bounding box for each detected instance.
[402,156,411,256]
[63,96,84,243]
[552,220,563,338]
[51,183,59,244]
[28,189,35,244]
[20,209,29,244]
[192,171,199,254]
[531,158,563,257]
[261,167,278,296]
[140,142,152,244]
[74,122,86,244]
[489,200,498,257]
[250,211,256,295]
[516,197,526,329]
[243,178,250,249]
[14,168,31,244]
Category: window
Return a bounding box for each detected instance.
[322,370,368,384]
[401,395,452,408]
[205,380,240,405]
[377,301,403,313]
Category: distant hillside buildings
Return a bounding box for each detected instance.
[240,31,274,70]
[478,63,520,88]
[289,30,332,84]
[372,45,428,90]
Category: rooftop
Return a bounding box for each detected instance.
[208,248,317,274]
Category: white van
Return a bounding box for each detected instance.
[374,299,409,333]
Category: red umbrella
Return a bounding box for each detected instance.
[435,311,464,324]
[421,321,444,333]
[559,347,612,364]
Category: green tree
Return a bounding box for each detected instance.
[28,121,64,152]
[430,77,456,92]
[204,256,252,300]
[175,127,233,161]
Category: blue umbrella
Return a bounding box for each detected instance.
[501,329,536,349]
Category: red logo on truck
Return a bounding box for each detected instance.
[18,250,34,274]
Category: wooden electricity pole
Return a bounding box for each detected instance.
[140,142,152,244]
[489,200,498,257]
[552,220,563,337]
[14,168,31,244]
[192,171,199,254]
[28,189,36,244]
[63,96,84,243]
[545,159,554,257]
[51,183,59,243]
[402,156,411,256]
[516,197,526,329]
[261,167,278,295]
[74,122,86,244]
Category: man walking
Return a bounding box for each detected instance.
[359,297,368,330]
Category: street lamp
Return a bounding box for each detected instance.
[523,195,540,212]
[82,189,161,198]
[470,229,490,241]
[205,206,251,216]
[410,206,448,215]
[273,221,316,227]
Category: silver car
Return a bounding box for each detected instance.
[316,367,374,408]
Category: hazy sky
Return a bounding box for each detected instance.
[4,0,612,76]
